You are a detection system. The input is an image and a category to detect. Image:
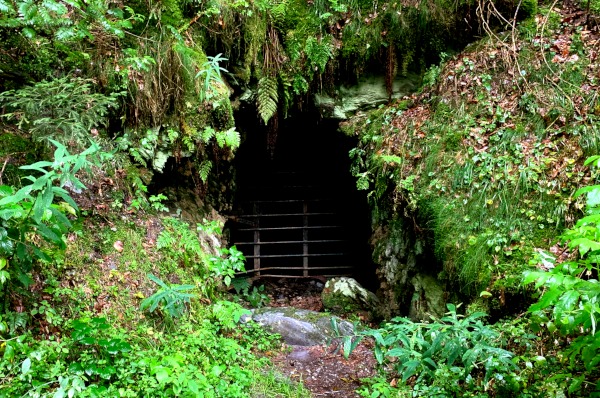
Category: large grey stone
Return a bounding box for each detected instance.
[251,307,354,346]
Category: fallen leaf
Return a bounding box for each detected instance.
[113,240,124,252]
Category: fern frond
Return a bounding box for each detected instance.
[257,76,278,125]
[224,127,240,150]
[279,72,293,118]
[201,126,215,143]
[198,159,212,183]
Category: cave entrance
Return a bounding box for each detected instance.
[228,110,376,288]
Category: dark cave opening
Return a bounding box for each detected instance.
[227,106,377,290]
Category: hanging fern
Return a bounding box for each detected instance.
[257,76,278,125]
[214,127,240,149]
[223,127,240,150]
[278,71,293,118]
[198,159,212,183]
[201,126,215,143]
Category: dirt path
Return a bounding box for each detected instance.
[260,279,379,397]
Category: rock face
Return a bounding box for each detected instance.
[408,274,446,321]
[252,307,354,346]
[321,277,379,314]
[371,217,447,319]
[314,74,420,120]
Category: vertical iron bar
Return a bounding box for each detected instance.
[303,200,308,277]
[253,202,260,276]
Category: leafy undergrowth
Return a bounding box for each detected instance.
[343,2,600,397]
[0,206,310,397]
[344,1,600,298]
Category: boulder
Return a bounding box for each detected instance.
[321,277,379,314]
[252,307,354,346]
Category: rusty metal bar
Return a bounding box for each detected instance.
[244,253,347,258]
[244,198,334,204]
[233,239,344,245]
[238,226,342,231]
[303,201,309,277]
[237,212,335,217]
[253,202,260,277]
[238,265,353,273]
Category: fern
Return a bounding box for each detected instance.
[198,159,212,183]
[201,126,215,143]
[305,36,333,74]
[257,76,278,125]
[215,127,240,149]
[140,274,196,319]
[279,72,293,118]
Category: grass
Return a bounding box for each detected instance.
[250,368,311,398]
[4,210,312,397]
[344,4,600,305]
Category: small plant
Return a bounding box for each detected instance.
[196,53,228,102]
[523,155,600,395]
[148,193,169,212]
[0,78,120,147]
[0,140,99,287]
[209,246,246,287]
[343,304,519,396]
[140,274,196,319]
[232,278,271,308]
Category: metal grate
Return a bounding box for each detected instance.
[230,172,356,278]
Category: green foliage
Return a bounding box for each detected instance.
[232,278,271,308]
[0,140,98,287]
[196,53,228,103]
[344,304,520,396]
[140,274,196,319]
[0,0,139,41]
[345,8,600,297]
[156,217,246,296]
[0,310,301,397]
[257,76,279,124]
[523,156,600,394]
[0,77,120,147]
[208,245,246,288]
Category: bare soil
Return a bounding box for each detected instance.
[257,279,379,397]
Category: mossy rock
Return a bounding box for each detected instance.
[321,277,379,315]
[408,274,446,321]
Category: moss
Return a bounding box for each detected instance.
[160,0,185,27]
[520,0,538,18]
[238,12,267,83]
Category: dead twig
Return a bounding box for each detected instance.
[0,156,9,185]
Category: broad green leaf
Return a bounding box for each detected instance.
[584,155,600,167]
[558,290,580,312]
[342,336,353,359]
[32,193,45,224]
[0,186,13,197]
[21,357,31,374]
[35,223,62,246]
[374,344,383,364]
[401,360,420,381]
[155,368,170,384]
[569,238,600,256]
[529,287,563,312]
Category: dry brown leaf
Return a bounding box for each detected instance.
[113,240,124,252]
